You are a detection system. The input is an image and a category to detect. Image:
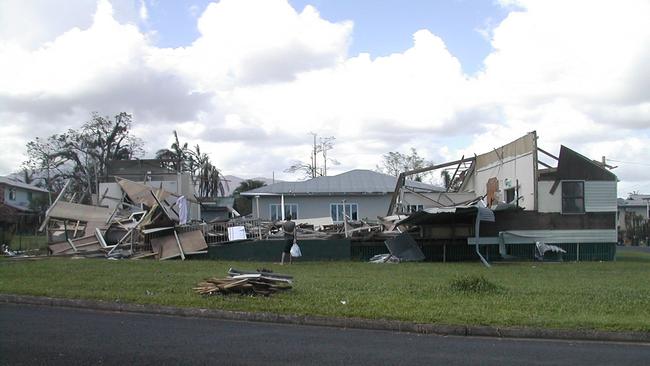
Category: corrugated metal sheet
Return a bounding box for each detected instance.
[467,229,617,245]
[585,181,617,212]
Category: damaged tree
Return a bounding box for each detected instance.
[24,112,144,201]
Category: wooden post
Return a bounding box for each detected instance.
[173,229,186,260]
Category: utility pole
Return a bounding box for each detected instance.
[310,132,318,178]
[320,136,336,176]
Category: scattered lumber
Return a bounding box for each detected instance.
[194,269,293,296]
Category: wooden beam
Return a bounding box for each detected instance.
[538,160,553,169]
[66,238,78,252]
[549,179,561,195]
[402,157,476,177]
[39,179,71,232]
[537,147,559,161]
[389,157,475,215]
[173,229,186,260]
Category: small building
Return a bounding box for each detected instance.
[241,169,471,222]
[0,177,50,240]
[618,194,650,245]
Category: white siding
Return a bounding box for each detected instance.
[537,181,562,213]
[585,181,617,212]
[473,152,536,210]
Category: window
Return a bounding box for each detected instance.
[504,188,516,204]
[270,204,298,221]
[330,203,358,222]
[562,181,584,214]
[405,204,424,213]
[8,188,16,201]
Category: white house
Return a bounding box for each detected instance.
[241,170,474,222]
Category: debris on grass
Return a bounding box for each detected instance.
[194,268,293,296]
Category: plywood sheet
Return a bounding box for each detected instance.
[178,230,207,253]
[150,233,179,260]
[48,202,113,223]
[116,177,171,208]
[150,229,207,259]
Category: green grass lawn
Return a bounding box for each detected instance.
[2,251,650,332]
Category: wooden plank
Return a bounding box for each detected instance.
[72,221,80,238]
[537,147,559,161]
[66,238,78,252]
[173,230,186,260]
[49,236,101,255]
[48,201,113,223]
[130,252,157,260]
[39,179,71,232]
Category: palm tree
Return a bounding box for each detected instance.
[155,131,189,172]
[197,161,227,198]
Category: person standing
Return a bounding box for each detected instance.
[281,214,296,265]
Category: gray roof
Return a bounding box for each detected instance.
[0,177,49,193]
[618,197,650,207]
[241,169,444,196]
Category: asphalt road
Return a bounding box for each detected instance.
[1,303,649,366]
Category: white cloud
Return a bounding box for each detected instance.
[0,0,649,196]
[139,0,148,21]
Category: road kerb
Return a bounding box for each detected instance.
[2,293,649,344]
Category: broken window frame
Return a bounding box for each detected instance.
[330,203,358,222]
[561,180,585,214]
[269,203,298,221]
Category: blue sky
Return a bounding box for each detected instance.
[143,0,510,74]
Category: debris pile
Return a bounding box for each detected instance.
[194,268,293,296]
[42,177,207,260]
[369,232,425,263]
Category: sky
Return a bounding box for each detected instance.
[1,0,649,197]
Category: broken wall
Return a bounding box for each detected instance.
[466,132,537,210]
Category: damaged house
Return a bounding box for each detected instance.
[618,194,650,245]
[240,169,474,223]
[389,132,618,263]
[0,177,50,242]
